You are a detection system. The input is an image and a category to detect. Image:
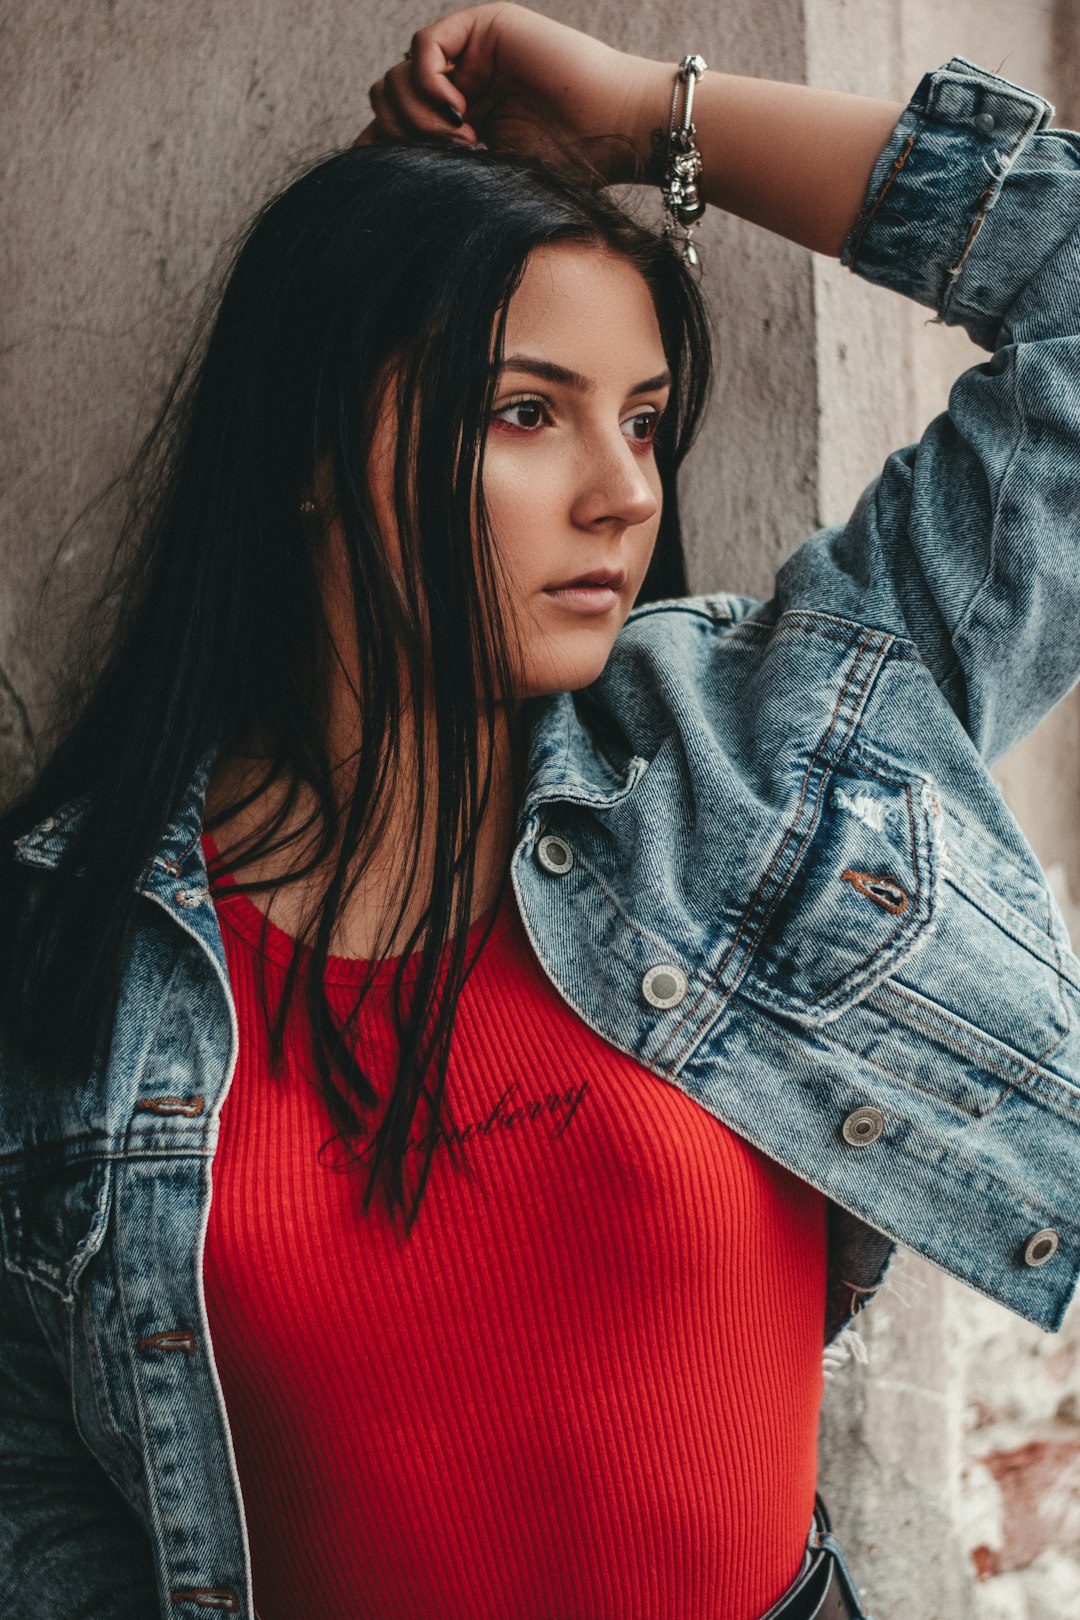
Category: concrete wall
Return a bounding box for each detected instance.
[2,1,1079,1615]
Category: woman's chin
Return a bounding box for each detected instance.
[521,638,619,697]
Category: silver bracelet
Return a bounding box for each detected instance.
[656,54,708,267]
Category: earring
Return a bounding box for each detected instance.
[299,499,316,514]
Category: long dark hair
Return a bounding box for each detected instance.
[0,136,712,1228]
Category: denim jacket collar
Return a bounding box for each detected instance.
[14,693,655,889]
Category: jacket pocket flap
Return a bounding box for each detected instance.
[0,1154,114,1304]
[741,740,941,1025]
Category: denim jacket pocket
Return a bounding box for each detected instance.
[0,1152,114,1306]
[738,732,1080,1121]
[871,812,1080,1117]
[0,1151,146,1505]
[740,738,942,1025]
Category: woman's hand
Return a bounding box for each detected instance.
[355,2,668,185]
[357,1,904,256]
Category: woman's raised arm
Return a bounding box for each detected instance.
[365,9,1080,766]
[359,1,903,257]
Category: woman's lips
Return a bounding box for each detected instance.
[542,584,620,614]
[542,568,624,614]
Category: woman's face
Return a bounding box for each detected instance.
[366,242,672,699]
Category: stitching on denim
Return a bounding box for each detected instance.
[729,640,890,988]
[65,1231,144,1511]
[0,1136,122,1174]
[808,975,1080,1125]
[2,1254,73,1302]
[625,597,734,627]
[938,811,1080,981]
[0,1141,214,1180]
[799,772,921,1004]
[839,1015,987,1115]
[879,980,1071,1113]
[538,834,695,971]
[721,624,881,651]
[1025,885,1075,1116]
[658,634,889,1068]
[942,802,1042,893]
[734,994,1061,1204]
[949,339,1029,665]
[17,1255,75,1374]
[721,617,896,650]
[944,132,1029,311]
[918,861,1073,1084]
[946,860,1080,985]
[732,996,1074,1330]
[945,184,997,286]
[662,634,888,1064]
[113,1149,175,1580]
[846,131,918,273]
[797,768,938,1012]
[655,637,876,1060]
[882,983,1043,1088]
[938,804,1080,982]
[73,1259,146,1512]
[0,1166,113,1305]
[0,1192,71,1299]
[734,979,993,1118]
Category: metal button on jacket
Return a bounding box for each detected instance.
[974,111,996,133]
[641,964,688,1009]
[1023,1228,1060,1268]
[536,834,574,875]
[842,1106,886,1147]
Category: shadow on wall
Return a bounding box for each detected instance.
[0,664,36,812]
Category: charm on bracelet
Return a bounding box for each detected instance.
[657,54,708,268]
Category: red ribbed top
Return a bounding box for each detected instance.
[201,829,827,1620]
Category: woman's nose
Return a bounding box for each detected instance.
[571,434,660,532]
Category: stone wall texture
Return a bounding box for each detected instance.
[3,1,1079,1615]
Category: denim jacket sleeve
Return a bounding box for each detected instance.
[774,56,1080,765]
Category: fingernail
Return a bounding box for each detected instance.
[438,102,464,128]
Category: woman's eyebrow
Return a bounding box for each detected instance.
[499,354,672,395]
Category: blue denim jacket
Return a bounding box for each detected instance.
[4,55,1080,1620]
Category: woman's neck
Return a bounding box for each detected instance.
[204,698,520,962]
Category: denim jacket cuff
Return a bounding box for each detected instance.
[841,57,1054,348]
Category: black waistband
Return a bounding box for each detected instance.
[758,1496,867,1620]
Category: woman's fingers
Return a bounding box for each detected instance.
[357,5,513,149]
[365,53,479,144]
[388,55,478,139]
[367,75,410,141]
[407,7,501,106]
[408,26,473,119]
[358,3,651,181]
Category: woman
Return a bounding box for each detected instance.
[2,5,1079,1617]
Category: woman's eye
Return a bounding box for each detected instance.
[624,410,664,445]
[489,400,666,442]
[492,398,550,431]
